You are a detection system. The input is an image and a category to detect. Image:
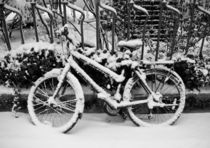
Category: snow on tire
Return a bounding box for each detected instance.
[27,69,84,133]
[123,67,186,126]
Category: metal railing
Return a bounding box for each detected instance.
[27,0,54,43]
[184,0,210,59]
[0,1,25,51]
[155,0,181,61]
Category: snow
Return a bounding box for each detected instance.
[5,12,17,25]
[117,39,143,48]
[0,112,210,148]
[72,51,125,83]
[41,6,95,23]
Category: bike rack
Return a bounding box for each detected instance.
[46,0,85,47]
[195,3,210,59]
[184,0,210,59]
[83,0,95,16]
[84,0,113,51]
[48,0,76,26]
[27,0,54,43]
[0,1,25,51]
[66,1,85,49]
[185,0,196,55]
[59,0,77,23]
[129,0,149,60]
[43,0,66,26]
[165,2,181,60]
[155,0,181,61]
[95,0,117,52]
[0,1,11,50]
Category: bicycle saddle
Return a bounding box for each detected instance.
[117,39,142,49]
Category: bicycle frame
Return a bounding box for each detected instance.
[52,48,164,110]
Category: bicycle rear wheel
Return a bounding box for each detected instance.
[28,69,84,133]
[123,67,186,126]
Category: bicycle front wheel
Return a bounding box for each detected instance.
[28,69,84,133]
[123,67,186,126]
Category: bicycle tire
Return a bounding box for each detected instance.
[123,67,186,126]
[28,69,84,133]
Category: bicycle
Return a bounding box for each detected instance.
[27,0,186,133]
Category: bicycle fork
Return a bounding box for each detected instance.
[48,58,72,104]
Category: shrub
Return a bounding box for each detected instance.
[0,40,209,91]
[0,42,63,88]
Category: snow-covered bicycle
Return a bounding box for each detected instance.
[27,0,186,133]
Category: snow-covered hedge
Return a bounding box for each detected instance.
[0,39,210,91]
[0,42,63,88]
[174,59,209,91]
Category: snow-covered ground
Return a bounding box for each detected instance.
[0,112,210,148]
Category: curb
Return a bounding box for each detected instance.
[0,86,210,112]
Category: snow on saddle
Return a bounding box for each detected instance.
[117,39,142,50]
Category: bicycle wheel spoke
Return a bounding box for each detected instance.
[28,73,84,132]
[155,75,166,92]
[127,68,185,126]
[37,108,50,115]
[61,103,76,110]
[61,99,77,104]
[34,104,46,112]
[43,81,47,92]
[33,95,47,104]
[59,104,75,112]
[53,108,65,115]
[36,87,49,98]
[49,79,56,92]
[154,71,157,92]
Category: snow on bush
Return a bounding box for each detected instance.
[0,42,64,88]
[5,0,33,24]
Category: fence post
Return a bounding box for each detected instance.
[4,4,25,44]
[30,0,39,42]
[185,0,196,55]
[0,2,11,50]
[95,0,101,50]
[62,0,68,25]
[196,4,210,59]
[155,1,164,61]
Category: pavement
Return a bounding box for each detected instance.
[0,112,209,148]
